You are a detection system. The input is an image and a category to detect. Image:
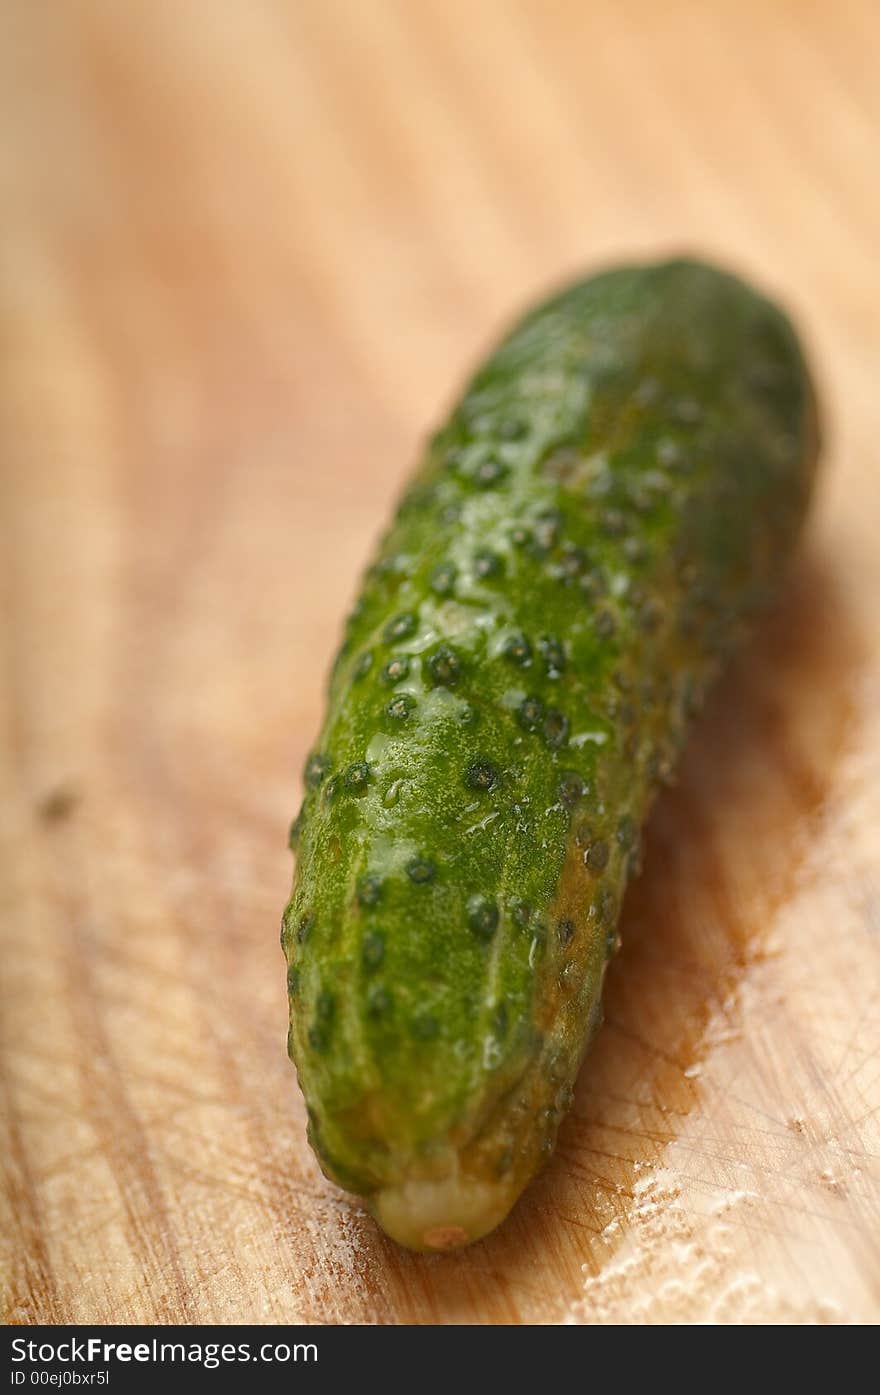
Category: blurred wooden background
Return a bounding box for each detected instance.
[2,0,879,1324]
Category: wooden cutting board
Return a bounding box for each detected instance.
[2,0,879,1325]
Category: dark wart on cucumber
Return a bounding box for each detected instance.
[281,258,820,1251]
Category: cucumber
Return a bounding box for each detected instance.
[281,258,819,1251]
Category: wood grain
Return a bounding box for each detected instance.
[2,0,879,1325]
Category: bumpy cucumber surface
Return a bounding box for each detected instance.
[282,258,819,1251]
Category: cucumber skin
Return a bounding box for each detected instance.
[282,258,819,1250]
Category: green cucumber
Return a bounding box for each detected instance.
[281,257,819,1251]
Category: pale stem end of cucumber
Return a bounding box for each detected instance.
[369,1169,519,1252]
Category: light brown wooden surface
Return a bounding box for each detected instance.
[2,0,880,1326]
